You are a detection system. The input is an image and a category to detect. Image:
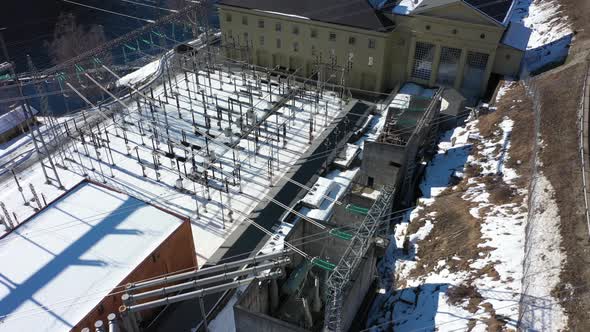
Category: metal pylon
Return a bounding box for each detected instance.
[25,57,64,189]
[323,185,396,331]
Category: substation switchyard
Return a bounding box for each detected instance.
[0,2,451,331]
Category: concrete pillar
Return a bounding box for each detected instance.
[405,37,417,81]
[454,47,469,91]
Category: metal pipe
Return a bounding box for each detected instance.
[128,271,283,313]
[302,297,314,328]
[118,305,139,332]
[94,320,105,332]
[130,258,290,302]
[127,250,289,291]
[107,313,119,332]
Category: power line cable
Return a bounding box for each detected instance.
[61,0,157,24]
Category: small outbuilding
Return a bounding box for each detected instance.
[0,104,39,144]
[0,180,197,331]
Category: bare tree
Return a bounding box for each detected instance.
[164,0,187,11]
[45,13,110,65]
[45,13,112,96]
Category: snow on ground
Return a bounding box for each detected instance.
[208,93,386,332]
[117,59,161,87]
[367,102,529,330]
[519,170,567,331]
[511,0,573,73]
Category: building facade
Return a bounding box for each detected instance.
[218,0,530,100]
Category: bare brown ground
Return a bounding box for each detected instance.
[559,0,590,57]
[529,60,590,330]
[538,0,590,327]
[400,82,534,330]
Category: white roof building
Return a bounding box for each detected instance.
[0,181,189,331]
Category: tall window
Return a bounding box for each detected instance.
[242,16,248,25]
[411,42,435,81]
[293,42,299,52]
[461,51,489,96]
[311,45,317,56]
[276,38,282,49]
[436,47,461,86]
[311,29,318,38]
[225,13,232,22]
[275,22,282,32]
[292,26,299,35]
[243,32,249,44]
[258,19,265,28]
[348,36,356,45]
[329,32,336,41]
[260,35,265,46]
[368,38,376,49]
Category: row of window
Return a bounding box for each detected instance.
[226,32,374,64]
[225,13,377,49]
[224,33,375,67]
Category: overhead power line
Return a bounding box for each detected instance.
[119,0,179,13]
[61,0,157,24]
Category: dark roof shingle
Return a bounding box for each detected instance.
[218,0,393,31]
[463,0,513,24]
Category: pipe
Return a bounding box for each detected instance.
[312,276,322,313]
[128,250,290,291]
[128,271,283,313]
[302,297,314,328]
[119,305,139,332]
[270,278,279,313]
[107,313,119,332]
[130,258,290,302]
[94,320,105,332]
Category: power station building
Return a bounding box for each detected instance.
[218,0,530,100]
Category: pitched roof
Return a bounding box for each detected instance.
[463,0,514,24]
[392,0,513,25]
[218,0,393,31]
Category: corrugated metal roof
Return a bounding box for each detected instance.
[218,0,394,31]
